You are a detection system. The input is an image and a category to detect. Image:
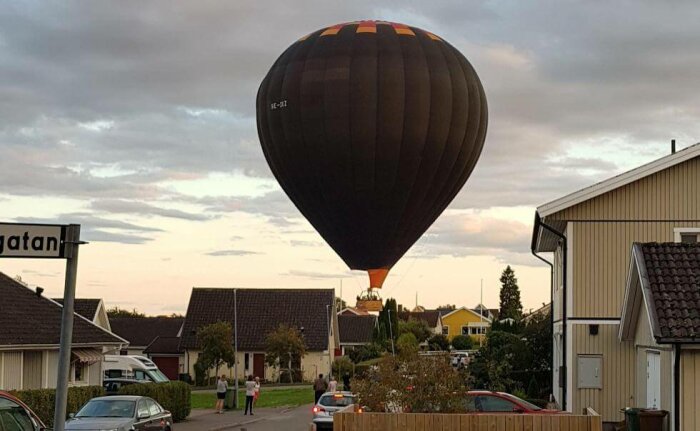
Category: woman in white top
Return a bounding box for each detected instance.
[215,374,228,414]
[244,375,256,415]
[253,376,261,405]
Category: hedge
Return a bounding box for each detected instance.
[118,381,191,422]
[9,385,104,427]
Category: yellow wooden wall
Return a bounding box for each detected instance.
[333,412,602,431]
[441,308,488,342]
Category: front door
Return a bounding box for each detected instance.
[646,350,661,408]
[253,353,265,380]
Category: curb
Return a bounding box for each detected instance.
[208,417,264,431]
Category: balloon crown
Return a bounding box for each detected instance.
[298,20,442,41]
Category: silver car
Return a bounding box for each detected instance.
[65,395,172,431]
[312,392,356,431]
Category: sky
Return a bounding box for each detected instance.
[1,1,700,315]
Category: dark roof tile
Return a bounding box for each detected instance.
[110,317,184,347]
[338,315,376,344]
[144,336,183,354]
[53,298,101,320]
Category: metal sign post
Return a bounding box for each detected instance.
[53,225,82,431]
[0,222,83,431]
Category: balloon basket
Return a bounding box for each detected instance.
[356,289,383,312]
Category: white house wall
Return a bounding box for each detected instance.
[1,352,22,390]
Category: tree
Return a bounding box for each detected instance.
[398,318,432,343]
[451,334,474,350]
[196,321,236,378]
[468,330,531,392]
[374,298,399,345]
[107,307,145,318]
[498,266,523,321]
[347,343,383,364]
[335,296,347,312]
[396,332,419,355]
[265,323,306,383]
[437,304,456,311]
[427,334,450,351]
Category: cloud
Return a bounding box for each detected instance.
[91,199,211,221]
[205,249,260,257]
[22,269,60,278]
[285,269,354,280]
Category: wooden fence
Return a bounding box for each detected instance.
[333,409,602,431]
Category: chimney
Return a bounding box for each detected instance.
[35,286,44,297]
[672,139,676,154]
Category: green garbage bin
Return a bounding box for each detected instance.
[224,387,238,410]
[622,408,641,431]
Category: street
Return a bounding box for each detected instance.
[177,404,314,431]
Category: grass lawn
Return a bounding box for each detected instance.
[191,387,314,410]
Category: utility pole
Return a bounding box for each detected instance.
[233,289,239,408]
[326,304,332,378]
[387,308,395,356]
[480,279,484,348]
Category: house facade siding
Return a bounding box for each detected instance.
[542,156,700,422]
[0,349,103,390]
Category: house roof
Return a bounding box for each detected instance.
[620,243,700,343]
[538,143,700,218]
[179,288,335,351]
[110,317,184,348]
[338,315,376,344]
[143,336,183,354]
[338,307,370,316]
[397,310,441,327]
[0,272,125,347]
[53,298,101,321]
[441,306,493,322]
[532,143,700,252]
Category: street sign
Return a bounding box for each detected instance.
[0,223,66,258]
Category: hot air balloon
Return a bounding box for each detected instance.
[256,21,487,307]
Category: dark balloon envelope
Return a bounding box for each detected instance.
[256,21,488,288]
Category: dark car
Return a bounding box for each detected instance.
[103,378,149,395]
[65,395,172,431]
[0,391,48,431]
[466,391,559,414]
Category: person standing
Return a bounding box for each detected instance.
[342,372,351,391]
[215,374,228,414]
[328,375,337,393]
[244,375,256,415]
[253,376,261,406]
[313,374,328,403]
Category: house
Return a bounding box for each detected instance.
[531,143,700,424]
[54,298,111,332]
[397,310,443,335]
[0,272,127,390]
[473,304,499,321]
[338,307,371,316]
[143,336,183,380]
[337,315,377,356]
[179,288,338,382]
[619,243,700,431]
[109,316,184,356]
[523,303,552,324]
[439,307,491,343]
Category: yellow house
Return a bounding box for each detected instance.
[440,307,491,343]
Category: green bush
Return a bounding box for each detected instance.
[354,357,383,377]
[451,334,474,350]
[118,381,191,422]
[10,386,104,427]
[332,356,354,378]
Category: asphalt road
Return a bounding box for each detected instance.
[177,404,314,431]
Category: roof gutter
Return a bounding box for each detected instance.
[674,343,681,431]
[532,211,567,411]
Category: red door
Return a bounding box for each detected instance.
[253,354,265,380]
[152,356,179,380]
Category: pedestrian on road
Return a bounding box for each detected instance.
[313,374,328,403]
[244,375,256,415]
[342,372,351,391]
[215,374,228,414]
[328,375,337,393]
[253,376,261,405]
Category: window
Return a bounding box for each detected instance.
[137,400,150,419]
[0,397,36,431]
[147,399,161,416]
[674,228,700,243]
[73,361,85,382]
[245,353,250,372]
[461,326,469,336]
[441,326,449,336]
[474,395,517,412]
[469,327,487,335]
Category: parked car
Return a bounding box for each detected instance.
[0,391,47,431]
[103,355,170,383]
[312,392,356,430]
[450,351,470,368]
[466,391,559,414]
[103,378,149,395]
[65,395,173,431]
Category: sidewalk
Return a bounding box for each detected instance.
[177,406,300,431]
[192,384,309,394]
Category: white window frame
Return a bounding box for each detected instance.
[461,326,470,336]
[442,326,449,336]
[673,227,700,243]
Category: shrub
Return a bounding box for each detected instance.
[427,334,450,351]
[398,318,433,342]
[332,356,354,378]
[353,357,383,377]
[10,386,104,427]
[451,334,474,350]
[118,381,191,422]
[347,343,383,363]
[396,332,418,355]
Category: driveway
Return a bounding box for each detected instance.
[176,404,314,431]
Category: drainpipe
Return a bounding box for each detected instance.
[675,344,681,431]
[532,212,568,411]
[531,249,554,384]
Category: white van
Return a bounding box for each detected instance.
[103,355,170,383]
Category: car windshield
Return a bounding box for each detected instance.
[500,393,542,411]
[147,369,170,383]
[76,400,136,418]
[319,395,356,407]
